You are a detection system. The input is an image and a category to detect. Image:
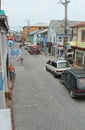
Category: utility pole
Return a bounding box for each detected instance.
[60,0,70,59]
[60,0,70,35]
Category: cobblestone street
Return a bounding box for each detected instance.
[11,48,85,130]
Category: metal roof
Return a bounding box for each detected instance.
[37,28,48,34]
[70,22,85,28]
[30,23,49,27]
[49,20,83,33]
[29,30,40,35]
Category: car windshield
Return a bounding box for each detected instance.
[78,77,85,89]
[58,62,70,68]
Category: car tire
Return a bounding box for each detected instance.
[46,66,48,71]
[53,72,56,78]
[60,77,64,84]
[70,90,76,98]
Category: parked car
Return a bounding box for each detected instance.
[46,59,71,77]
[28,46,40,54]
[24,46,29,50]
[60,69,85,98]
[24,45,31,50]
[66,52,74,64]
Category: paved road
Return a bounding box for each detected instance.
[12,46,85,130]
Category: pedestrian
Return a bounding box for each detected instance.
[8,63,16,81]
[17,57,23,64]
[45,46,49,57]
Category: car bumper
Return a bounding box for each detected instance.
[74,92,85,97]
[55,72,62,77]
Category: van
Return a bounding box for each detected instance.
[60,69,85,98]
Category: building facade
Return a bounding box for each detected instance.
[0,14,9,109]
[71,22,85,68]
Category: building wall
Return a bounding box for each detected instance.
[73,27,85,68]
[29,35,34,44]
[77,27,85,48]
[22,26,29,42]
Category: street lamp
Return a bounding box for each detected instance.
[60,0,70,35]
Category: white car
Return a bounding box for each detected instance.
[46,59,71,77]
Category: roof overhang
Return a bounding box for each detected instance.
[0,15,9,31]
[0,109,12,130]
[70,22,85,28]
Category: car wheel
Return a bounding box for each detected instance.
[46,66,48,71]
[60,77,64,84]
[70,90,76,98]
[53,72,56,78]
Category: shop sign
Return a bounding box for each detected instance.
[9,48,21,58]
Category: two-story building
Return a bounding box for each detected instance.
[71,22,85,68]
[48,20,82,56]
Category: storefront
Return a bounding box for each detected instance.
[75,49,84,68]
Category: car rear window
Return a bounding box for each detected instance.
[78,77,85,89]
[58,62,70,68]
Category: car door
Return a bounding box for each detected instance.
[65,71,72,90]
[50,61,57,73]
[62,70,68,85]
[62,70,71,89]
[70,75,77,90]
[46,60,51,71]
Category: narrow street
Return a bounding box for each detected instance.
[12,45,85,130]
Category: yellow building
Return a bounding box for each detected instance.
[71,22,85,68]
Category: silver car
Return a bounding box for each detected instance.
[46,59,71,77]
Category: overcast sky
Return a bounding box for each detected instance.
[2,0,85,31]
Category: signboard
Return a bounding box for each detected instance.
[9,48,21,58]
[63,36,68,44]
[7,40,14,46]
[7,36,13,40]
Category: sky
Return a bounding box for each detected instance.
[2,0,85,31]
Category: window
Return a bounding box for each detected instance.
[78,77,85,89]
[58,37,62,43]
[76,51,83,66]
[47,60,51,65]
[81,30,85,41]
[58,62,70,68]
[51,61,57,68]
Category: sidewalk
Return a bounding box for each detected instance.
[45,53,79,69]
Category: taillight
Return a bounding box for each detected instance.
[74,89,85,93]
[56,70,63,72]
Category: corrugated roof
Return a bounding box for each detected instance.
[29,30,40,35]
[37,28,48,34]
[49,20,82,32]
[70,22,85,28]
[30,23,49,27]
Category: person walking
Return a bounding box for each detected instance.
[17,57,23,64]
[45,45,49,57]
[8,63,16,81]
